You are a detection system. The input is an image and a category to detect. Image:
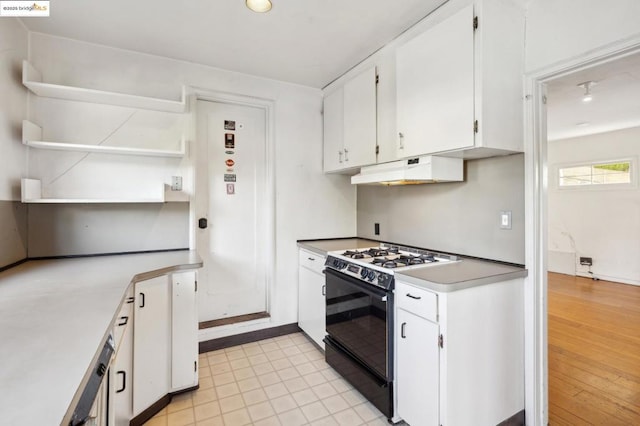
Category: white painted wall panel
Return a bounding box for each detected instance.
[548,127,640,285]
[0,19,28,268]
[0,18,27,201]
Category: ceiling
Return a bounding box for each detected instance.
[21,0,447,88]
[546,51,640,141]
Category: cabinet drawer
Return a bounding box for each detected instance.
[113,287,134,354]
[395,281,438,322]
[299,249,326,275]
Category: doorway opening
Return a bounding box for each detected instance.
[527,43,640,425]
[192,94,275,328]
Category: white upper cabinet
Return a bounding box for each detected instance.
[323,87,344,172]
[323,66,377,173]
[396,0,525,159]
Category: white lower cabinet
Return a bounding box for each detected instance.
[133,275,171,416]
[171,271,198,391]
[298,249,326,348]
[110,289,134,425]
[394,278,524,426]
[105,270,198,423]
[396,308,439,426]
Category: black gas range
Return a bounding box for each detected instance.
[323,244,457,421]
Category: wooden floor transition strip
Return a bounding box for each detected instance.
[198,311,270,330]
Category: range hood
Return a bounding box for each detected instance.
[351,155,463,185]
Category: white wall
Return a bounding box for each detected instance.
[548,127,640,285]
[525,0,640,73]
[0,18,28,268]
[27,33,356,338]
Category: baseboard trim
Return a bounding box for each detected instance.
[199,311,270,329]
[497,409,525,426]
[199,323,302,353]
[0,258,27,273]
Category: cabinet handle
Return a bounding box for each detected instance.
[344,148,349,161]
[401,322,407,338]
[308,257,315,261]
[117,316,128,326]
[398,132,405,149]
[322,284,326,296]
[406,293,421,300]
[139,292,145,308]
[116,371,126,393]
[338,150,343,163]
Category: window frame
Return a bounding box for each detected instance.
[554,157,638,191]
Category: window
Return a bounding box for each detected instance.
[558,160,633,187]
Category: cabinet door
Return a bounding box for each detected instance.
[133,276,170,416]
[171,271,198,391]
[111,319,133,426]
[343,66,377,168]
[323,87,344,172]
[396,3,475,157]
[298,266,326,349]
[396,308,439,426]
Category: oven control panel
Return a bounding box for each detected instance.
[325,256,393,290]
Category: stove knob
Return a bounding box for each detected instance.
[360,268,369,279]
[367,270,376,281]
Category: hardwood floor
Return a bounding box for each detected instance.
[548,272,640,425]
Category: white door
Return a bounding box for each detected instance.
[396,308,440,426]
[196,99,268,322]
[133,276,170,416]
[396,3,475,157]
[323,87,344,172]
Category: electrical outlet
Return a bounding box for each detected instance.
[374,223,380,235]
[579,257,593,266]
[171,176,183,191]
[499,211,512,230]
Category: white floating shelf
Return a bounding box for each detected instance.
[22,61,186,113]
[21,178,188,204]
[22,120,185,158]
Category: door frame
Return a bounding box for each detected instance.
[187,87,276,321]
[524,37,640,425]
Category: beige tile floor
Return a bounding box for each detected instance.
[144,332,388,426]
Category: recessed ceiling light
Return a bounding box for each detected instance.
[246,0,272,13]
[577,81,597,103]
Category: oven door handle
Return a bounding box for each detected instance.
[325,268,389,300]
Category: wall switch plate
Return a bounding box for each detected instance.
[171,176,183,191]
[500,211,512,230]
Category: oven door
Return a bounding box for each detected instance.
[325,268,392,380]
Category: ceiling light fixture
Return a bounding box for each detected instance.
[577,81,596,103]
[246,0,272,13]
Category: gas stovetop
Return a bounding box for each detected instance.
[325,245,458,290]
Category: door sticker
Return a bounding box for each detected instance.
[224,120,236,130]
[226,168,234,173]
[224,174,236,182]
[226,183,235,195]
[225,159,235,167]
[225,133,235,149]
[225,150,235,155]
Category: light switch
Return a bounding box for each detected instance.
[171,176,183,191]
[500,211,512,230]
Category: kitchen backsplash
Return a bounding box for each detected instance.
[357,153,525,264]
[27,203,189,257]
